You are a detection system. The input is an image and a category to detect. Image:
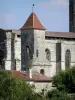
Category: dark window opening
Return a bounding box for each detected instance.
[40,69,44,75]
[45,48,51,61]
[56,43,61,74]
[26,46,30,55]
[17,35,21,38]
[65,49,71,69]
[14,59,16,70]
[36,50,38,57]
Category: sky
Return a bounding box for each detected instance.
[0,0,69,32]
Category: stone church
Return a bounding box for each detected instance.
[0,12,75,78]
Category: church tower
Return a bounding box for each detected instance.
[69,0,75,32]
[20,12,46,71]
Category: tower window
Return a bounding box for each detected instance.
[26,46,29,54]
[36,50,38,57]
[40,69,44,75]
[17,35,21,38]
[45,48,51,61]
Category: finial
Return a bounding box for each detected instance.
[32,4,35,12]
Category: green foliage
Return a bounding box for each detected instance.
[0,70,46,100]
[32,93,43,100]
[46,89,70,100]
[53,67,75,93]
[0,70,35,100]
[2,68,75,100]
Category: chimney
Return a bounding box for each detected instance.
[29,68,32,79]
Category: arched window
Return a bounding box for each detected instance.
[40,69,44,75]
[65,49,71,69]
[45,48,51,61]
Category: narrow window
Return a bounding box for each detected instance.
[14,59,16,70]
[40,69,44,75]
[56,42,61,74]
[36,50,38,57]
[65,49,71,69]
[45,48,51,61]
[26,46,29,54]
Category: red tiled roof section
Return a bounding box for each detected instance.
[8,70,52,82]
[45,31,75,38]
[8,70,30,81]
[32,72,51,82]
[21,12,46,30]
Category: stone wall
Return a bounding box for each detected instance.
[5,31,12,70]
[0,29,7,69]
[5,30,21,70]
[25,29,75,78]
[29,81,55,93]
[45,39,75,77]
[21,29,34,70]
[4,28,75,79]
[31,30,52,77]
[12,30,21,70]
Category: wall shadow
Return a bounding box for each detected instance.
[0,29,7,69]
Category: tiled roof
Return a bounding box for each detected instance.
[9,70,30,81]
[20,12,46,30]
[8,70,51,82]
[45,31,75,39]
[32,72,51,82]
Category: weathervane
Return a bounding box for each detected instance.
[32,4,35,12]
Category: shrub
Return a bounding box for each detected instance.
[46,89,70,100]
[53,67,75,93]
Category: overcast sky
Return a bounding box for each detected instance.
[0,0,69,32]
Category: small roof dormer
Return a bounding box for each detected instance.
[20,12,46,30]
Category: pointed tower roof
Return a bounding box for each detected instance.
[20,12,46,30]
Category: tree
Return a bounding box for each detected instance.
[52,66,75,93]
[0,70,46,100]
[0,70,35,100]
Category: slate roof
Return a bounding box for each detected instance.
[9,70,51,82]
[45,31,75,39]
[20,12,46,30]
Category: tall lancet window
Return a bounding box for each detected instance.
[65,49,71,69]
[26,46,30,55]
[45,48,51,61]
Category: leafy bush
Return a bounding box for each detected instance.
[0,70,35,100]
[46,89,70,100]
[53,67,75,93]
